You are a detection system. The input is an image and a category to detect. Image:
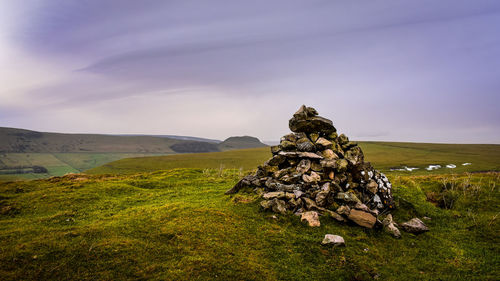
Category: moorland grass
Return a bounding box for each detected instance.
[88,142,500,176]
[1,169,498,280]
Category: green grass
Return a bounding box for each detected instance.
[88,142,500,176]
[88,148,272,175]
[0,170,498,280]
[0,153,170,181]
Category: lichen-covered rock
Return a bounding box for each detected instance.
[296,138,315,152]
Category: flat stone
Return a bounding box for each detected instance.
[270,145,281,155]
[267,155,286,166]
[301,211,320,227]
[348,209,376,228]
[315,137,333,148]
[302,197,317,210]
[297,152,323,159]
[401,218,429,234]
[289,115,336,134]
[321,234,345,246]
[262,191,285,200]
[336,192,361,204]
[318,208,345,222]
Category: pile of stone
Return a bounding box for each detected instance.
[226,105,399,232]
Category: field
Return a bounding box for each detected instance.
[0,153,170,181]
[88,142,500,175]
[1,143,499,280]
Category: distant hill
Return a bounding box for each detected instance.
[116,134,221,143]
[218,136,268,151]
[0,127,266,154]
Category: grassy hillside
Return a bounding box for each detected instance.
[0,169,498,280]
[0,127,266,154]
[88,142,500,176]
[0,128,268,180]
[0,127,180,153]
[0,153,169,181]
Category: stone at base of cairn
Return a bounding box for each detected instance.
[226,105,396,230]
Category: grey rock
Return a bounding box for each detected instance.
[271,199,287,214]
[382,214,401,238]
[315,190,329,206]
[401,218,429,234]
[336,192,361,204]
[296,138,315,152]
[322,234,345,246]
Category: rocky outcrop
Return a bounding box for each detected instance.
[226,105,396,229]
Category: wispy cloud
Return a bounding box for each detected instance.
[1,0,499,143]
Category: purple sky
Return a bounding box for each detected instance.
[1,0,499,143]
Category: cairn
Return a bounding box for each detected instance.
[226,105,395,229]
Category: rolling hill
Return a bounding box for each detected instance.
[0,127,267,180]
[0,127,267,154]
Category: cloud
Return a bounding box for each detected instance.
[1,0,500,143]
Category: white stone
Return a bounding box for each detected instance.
[321,234,345,246]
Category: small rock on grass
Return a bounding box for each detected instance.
[322,234,345,246]
[382,214,401,238]
[401,218,429,234]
